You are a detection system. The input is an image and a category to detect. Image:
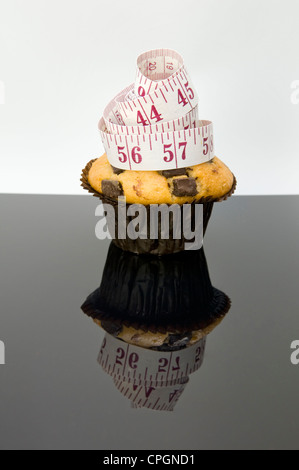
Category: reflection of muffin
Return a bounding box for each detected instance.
[81,242,231,335]
[96,319,221,351]
[81,154,236,255]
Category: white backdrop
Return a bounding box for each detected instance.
[0,0,298,195]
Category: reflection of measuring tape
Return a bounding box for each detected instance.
[114,377,189,412]
[98,48,214,171]
[98,333,206,411]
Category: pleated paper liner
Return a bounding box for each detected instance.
[81,242,231,335]
[80,158,237,255]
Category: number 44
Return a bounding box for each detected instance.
[136,105,162,126]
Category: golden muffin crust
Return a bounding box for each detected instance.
[94,318,224,350]
[88,153,234,205]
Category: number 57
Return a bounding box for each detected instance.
[163,142,187,162]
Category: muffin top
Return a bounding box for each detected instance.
[87,153,234,205]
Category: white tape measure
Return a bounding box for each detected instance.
[98,333,206,411]
[98,48,214,171]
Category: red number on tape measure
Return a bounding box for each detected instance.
[178,141,187,160]
[166,62,173,70]
[172,356,180,371]
[137,86,146,97]
[150,105,163,123]
[131,146,142,164]
[128,352,139,369]
[195,346,202,362]
[145,386,155,398]
[100,337,106,355]
[116,347,125,365]
[184,81,194,99]
[115,110,125,126]
[184,121,196,130]
[137,111,148,126]
[178,89,188,107]
[163,144,174,163]
[149,62,156,71]
[118,146,142,165]
[203,137,209,156]
[117,146,127,163]
[158,357,168,372]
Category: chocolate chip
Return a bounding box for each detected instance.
[160,168,188,178]
[111,166,124,175]
[101,320,122,337]
[172,177,198,197]
[152,332,192,351]
[168,332,192,347]
[101,179,124,198]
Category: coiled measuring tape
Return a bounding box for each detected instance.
[98,48,214,171]
[98,333,206,411]
[114,377,189,412]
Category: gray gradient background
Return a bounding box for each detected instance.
[0,194,298,449]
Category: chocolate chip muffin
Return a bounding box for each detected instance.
[87,153,234,205]
[81,154,236,255]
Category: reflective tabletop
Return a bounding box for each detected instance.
[0,194,298,450]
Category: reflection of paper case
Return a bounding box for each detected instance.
[98,333,206,411]
[82,243,231,334]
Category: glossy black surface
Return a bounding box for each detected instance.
[0,194,298,449]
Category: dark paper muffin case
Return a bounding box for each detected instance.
[81,158,237,255]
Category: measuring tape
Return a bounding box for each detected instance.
[98,48,214,171]
[98,333,206,411]
[114,377,189,412]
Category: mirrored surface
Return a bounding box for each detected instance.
[0,194,298,449]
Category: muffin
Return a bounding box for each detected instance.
[81,48,236,255]
[81,154,236,255]
[86,153,234,205]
